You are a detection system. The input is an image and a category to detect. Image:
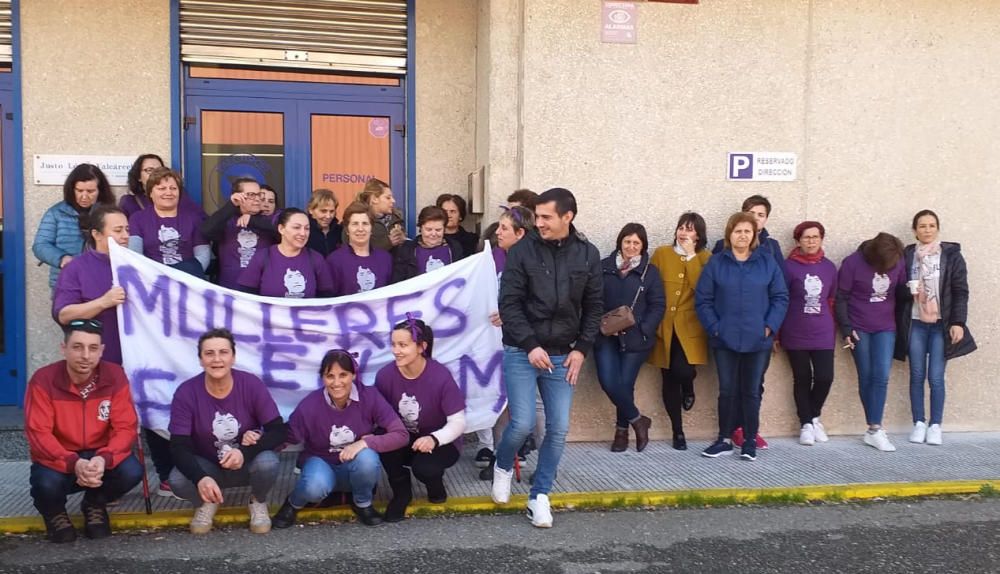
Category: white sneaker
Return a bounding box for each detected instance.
[926,424,943,445]
[248,499,271,534]
[526,494,553,528]
[492,464,513,504]
[812,418,829,442]
[909,421,927,444]
[799,424,815,446]
[190,502,219,534]
[864,429,896,452]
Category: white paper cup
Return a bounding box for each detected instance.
[907,280,920,295]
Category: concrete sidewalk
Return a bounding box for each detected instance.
[1,430,998,532]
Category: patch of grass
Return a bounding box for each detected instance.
[753,491,808,505]
[978,484,999,498]
[822,490,846,503]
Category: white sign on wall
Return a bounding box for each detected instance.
[33,154,136,186]
[727,152,798,182]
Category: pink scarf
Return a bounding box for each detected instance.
[915,241,941,323]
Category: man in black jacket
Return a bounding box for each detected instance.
[490,187,603,528]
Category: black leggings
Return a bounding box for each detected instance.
[379,440,460,500]
[660,335,697,435]
[786,349,835,425]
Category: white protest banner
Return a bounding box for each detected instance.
[109,241,505,435]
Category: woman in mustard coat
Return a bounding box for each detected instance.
[648,212,711,450]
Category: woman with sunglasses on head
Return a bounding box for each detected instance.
[375,317,466,522]
[200,178,275,290]
[33,164,116,290]
[272,349,409,529]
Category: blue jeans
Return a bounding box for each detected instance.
[288,450,381,508]
[593,339,648,427]
[495,346,574,499]
[908,320,946,425]
[30,453,143,517]
[713,348,769,441]
[850,330,896,426]
[169,450,280,505]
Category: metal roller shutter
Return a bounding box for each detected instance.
[179,0,407,75]
[0,0,11,64]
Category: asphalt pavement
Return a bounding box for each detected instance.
[1,497,998,573]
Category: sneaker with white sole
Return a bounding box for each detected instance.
[909,421,927,443]
[527,494,553,528]
[926,424,943,445]
[248,499,271,534]
[701,439,733,458]
[491,464,513,504]
[864,429,896,452]
[190,502,219,534]
[799,423,815,446]
[812,418,829,442]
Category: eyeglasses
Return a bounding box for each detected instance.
[141,167,159,174]
[69,319,103,329]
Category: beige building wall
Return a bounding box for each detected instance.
[20,0,172,371]
[483,0,999,441]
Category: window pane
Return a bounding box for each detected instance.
[311,114,391,218]
[200,111,285,213]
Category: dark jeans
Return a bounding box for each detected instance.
[144,428,173,483]
[593,338,649,428]
[380,441,460,499]
[660,334,697,435]
[786,349,835,425]
[732,350,771,431]
[714,348,770,441]
[30,453,143,517]
[168,451,280,505]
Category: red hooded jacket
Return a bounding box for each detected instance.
[24,360,138,473]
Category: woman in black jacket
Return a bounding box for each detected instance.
[593,223,666,453]
[894,210,975,446]
[391,206,463,282]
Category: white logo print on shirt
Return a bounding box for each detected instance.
[356,266,376,292]
[212,411,240,461]
[236,228,259,268]
[425,255,445,273]
[398,393,421,434]
[870,273,890,303]
[803,273,823,314]
[328,425,356,452]
[157,225,182,265]
[97,400,111,422]
[284,269,306,298]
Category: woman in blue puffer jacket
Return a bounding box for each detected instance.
[32,164,115,290]
[593,223,666,454]
[695,212,788,462]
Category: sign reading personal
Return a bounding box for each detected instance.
[109,241,505,435]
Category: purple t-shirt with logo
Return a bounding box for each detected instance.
[781,257,838,350]
[492,246,506,283]
[286,384,408,466]
[374,359,465,438]
[326,245,393,296]
[238,245,334,298]
[218,220,274,290]
[129,209,208,265]
[51,249,123,364]
[168,369,281,463]
[837,250,907,334]
[415,244,453,275]
[120,194,205,220]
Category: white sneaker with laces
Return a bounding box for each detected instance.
[926,424,943,445]
[527,494,553,528]
[799,424,815,446]
[190,502,219,534]
[864,429,896,452]
[812,418,829,442]
[492,464,513,504]
[248,499,272,534]
[909,421,927,443]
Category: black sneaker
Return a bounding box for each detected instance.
[272,498,299,529]
[701,439,734,458]
[351,504,384,527]
[383,493,412,523]
[425,478,448,504]
[474,448,494,468]
[478,463,494,481]
[81,499,111,540]
[43,511,77,543]
[740,443,757,461]
[672,433,688,451]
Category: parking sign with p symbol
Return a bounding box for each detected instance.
[728,153,754,180]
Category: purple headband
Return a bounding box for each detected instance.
[500,205,525,227]
[404,312,429,357]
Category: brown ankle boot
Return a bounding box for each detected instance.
[611,427,629,452]
[632,415,652,452]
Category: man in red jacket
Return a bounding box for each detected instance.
[25,319,142,543]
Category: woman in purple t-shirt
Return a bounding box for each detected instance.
[327,202,393,296]
[780,221,838,446]
[127,168,210,278]
[835,232,906,452]
[272,349,408,529]
[238,208,335,298]
[375,317,466,522]
[390,206,463,283]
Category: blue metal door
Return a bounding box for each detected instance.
[0,84,26,405]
